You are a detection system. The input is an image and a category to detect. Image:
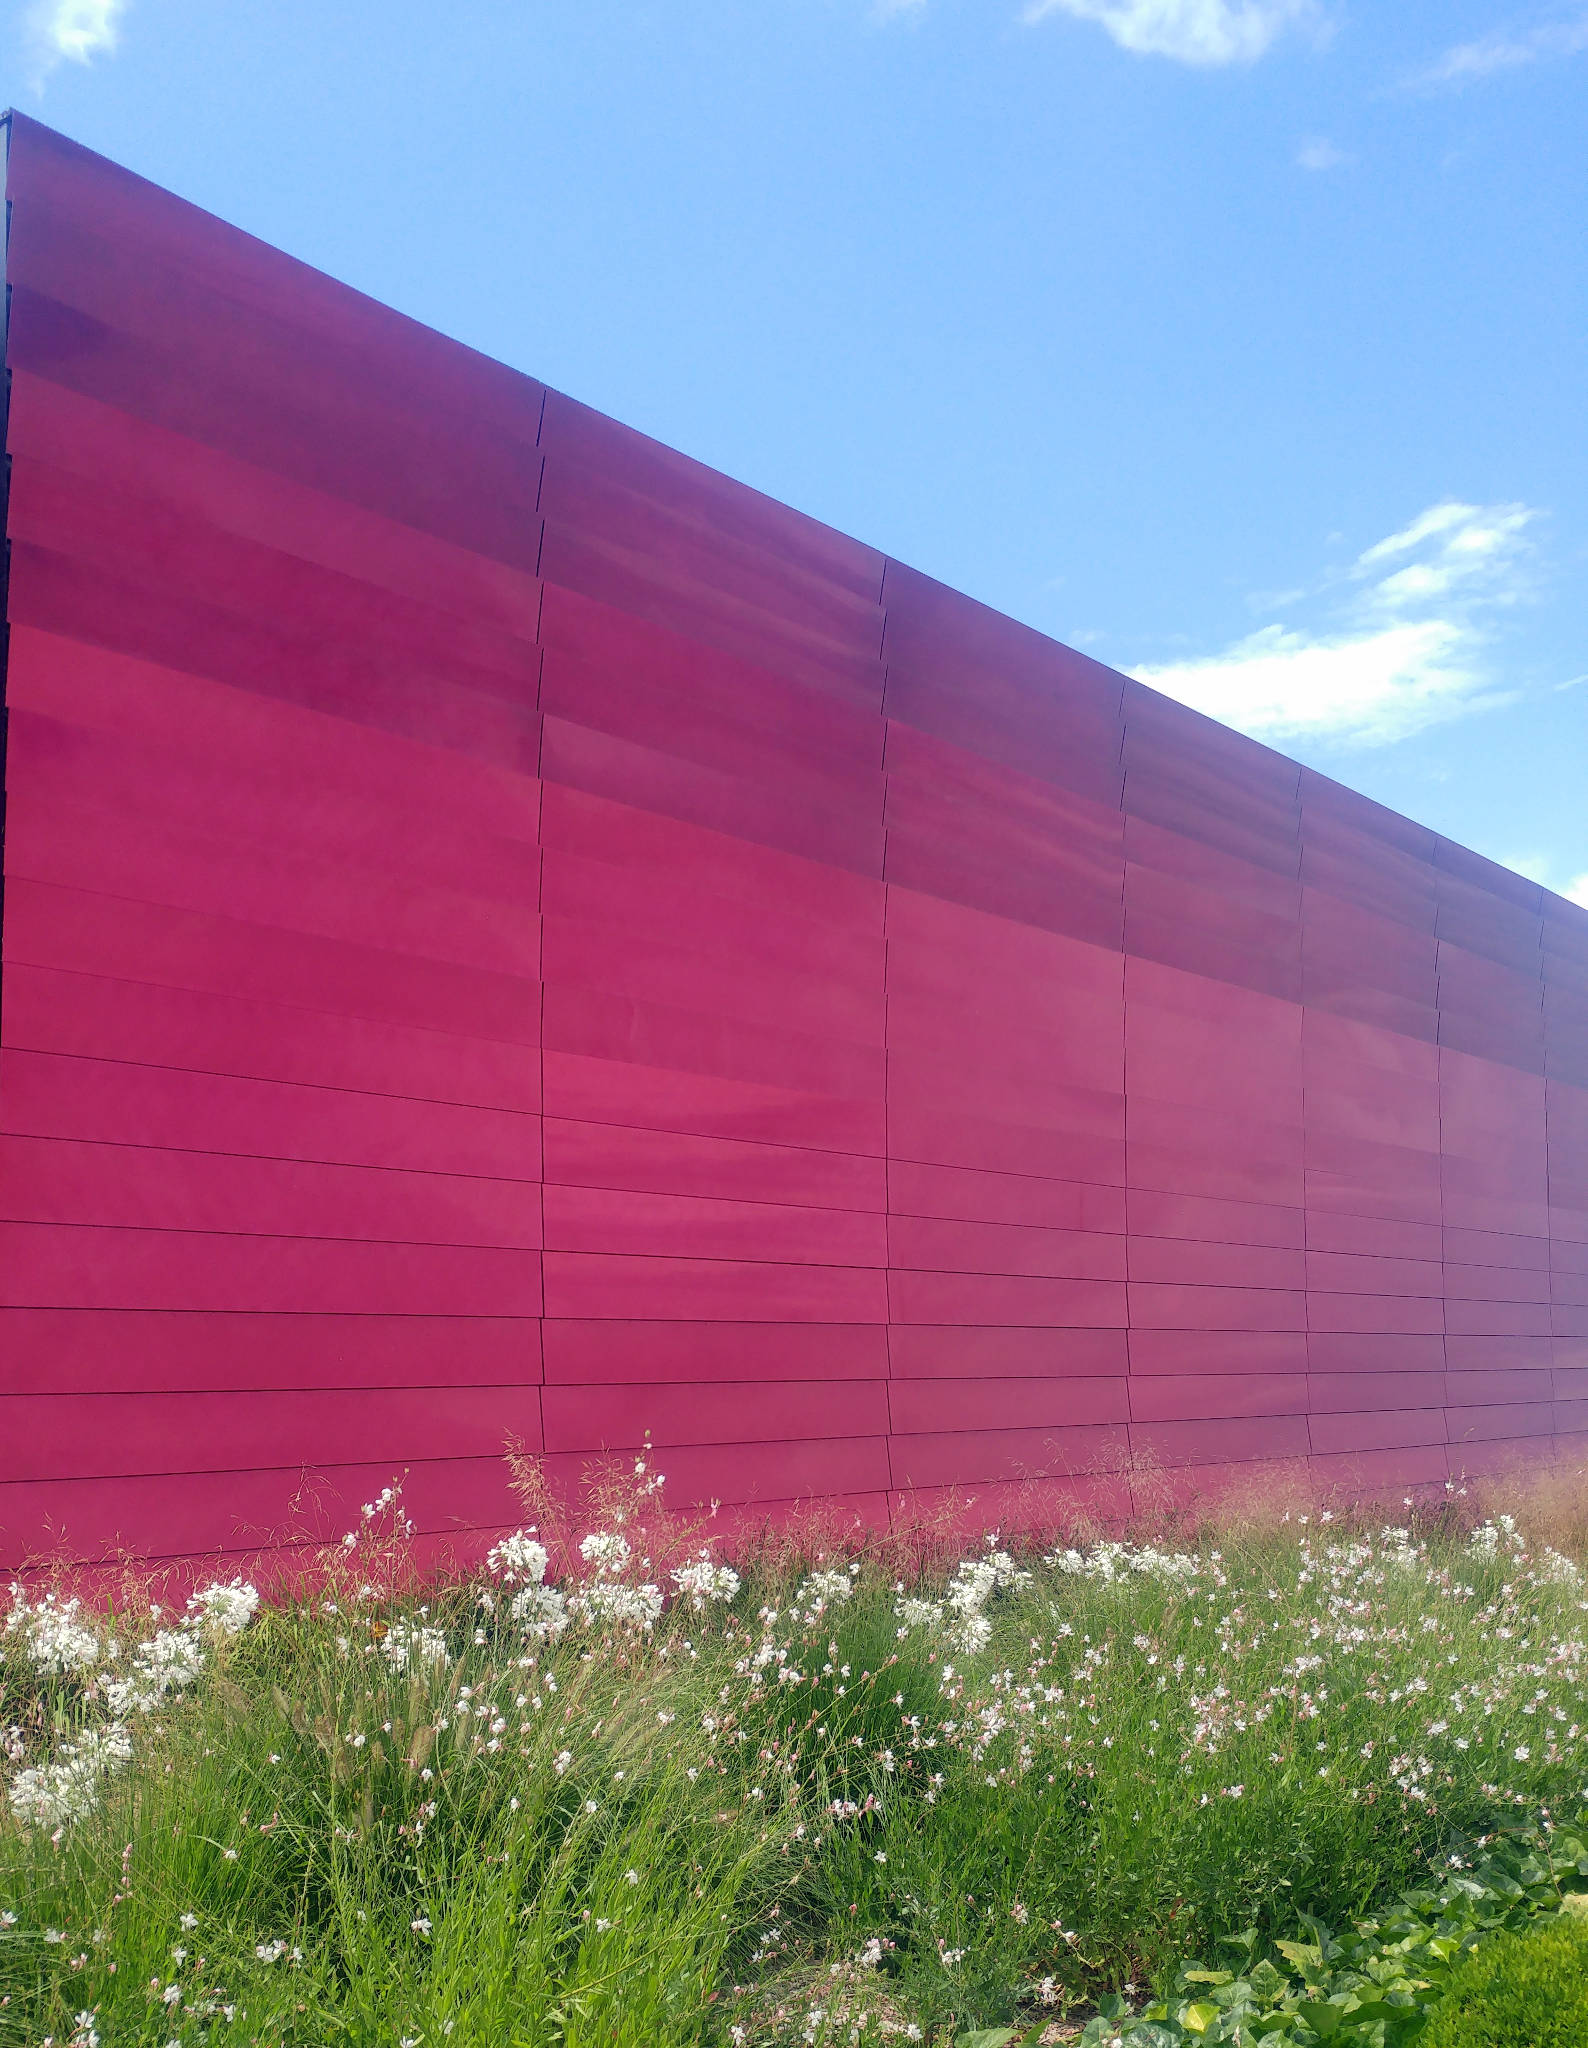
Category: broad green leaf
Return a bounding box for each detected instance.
[1184,1969,1235,1984]
[957,2030,1017,2048]
[1275,1941,1322,1974]
[1295,2000,1343,2038]
[1179,2001,1220,2033]
[1296,1912,1340,1960]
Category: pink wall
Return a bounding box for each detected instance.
[4,114,1587,1566]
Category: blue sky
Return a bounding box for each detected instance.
[6,0,1586,902]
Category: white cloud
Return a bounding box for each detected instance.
[1022,0,1319,65]
[1485,852,1588,909]
[1357,499,1534,606]
[1497,850,1555,885]
[1355,501,1480,563]
[1132,618,1486,748]
[1296,136,1349,169]
[26,0,126,88]
[1418,10,1588,86]
[1131,499,1539,749]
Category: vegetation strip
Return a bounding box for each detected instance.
[6,1464,1588,2045]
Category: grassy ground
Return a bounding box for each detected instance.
[6,1461,1588,2047]
[1420,1910,1588,2047]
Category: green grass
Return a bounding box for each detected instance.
[6,1471,1588,2047]
[1422,1912,1588,2048]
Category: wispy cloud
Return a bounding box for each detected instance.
[1022,0,1320,66]
[25,0,127,89]
[1296,136,1350,169]
[1416,9,1588,86]
[1355,500,1533,605]
[1130,500,1539,748]
[1485,849,1588,907]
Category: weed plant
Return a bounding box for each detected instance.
[6,1462,1588,2047]
[1420,1910,1588,2048]
[1084,1816,1588,2045]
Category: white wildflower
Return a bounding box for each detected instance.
[380,1623,450,1673]
[796,1569,856,1610]
[579,1531,631,1576]
[9,1721,134,1828]
[1046,1540,1199,1586]
[5,1588,101,1676]
[509,1584,569,1643]
[487,1531,550,1587]
[102,1626,206,1716]
[569,1581,663,1632]
[670,1553,741,1611]
[1468,1515,1526,1561]
[186,1579,260,1637]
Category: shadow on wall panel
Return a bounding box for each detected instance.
[0,960,543,1110]
[0,1309,540,1396]
[9,548,545,770]
[4,626,544,840]
[6,372,547,638]
[0,1133,545,1247]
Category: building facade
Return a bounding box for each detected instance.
[4,114,1587,1565]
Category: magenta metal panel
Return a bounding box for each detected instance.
[4,113,1588,1562]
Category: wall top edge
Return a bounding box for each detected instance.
[7,113,1585,937]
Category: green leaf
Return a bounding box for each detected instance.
[1562,1891,1588,1918]
[1247,1959,1287,2000]
[1179,2001,1220,2034]
[1296,1913,1340,1961]
[1295,2001,1343,2038]
[1184,1969,1235,1985]
[957,2031,1017,2048]
[1275,1941,1323,1974]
